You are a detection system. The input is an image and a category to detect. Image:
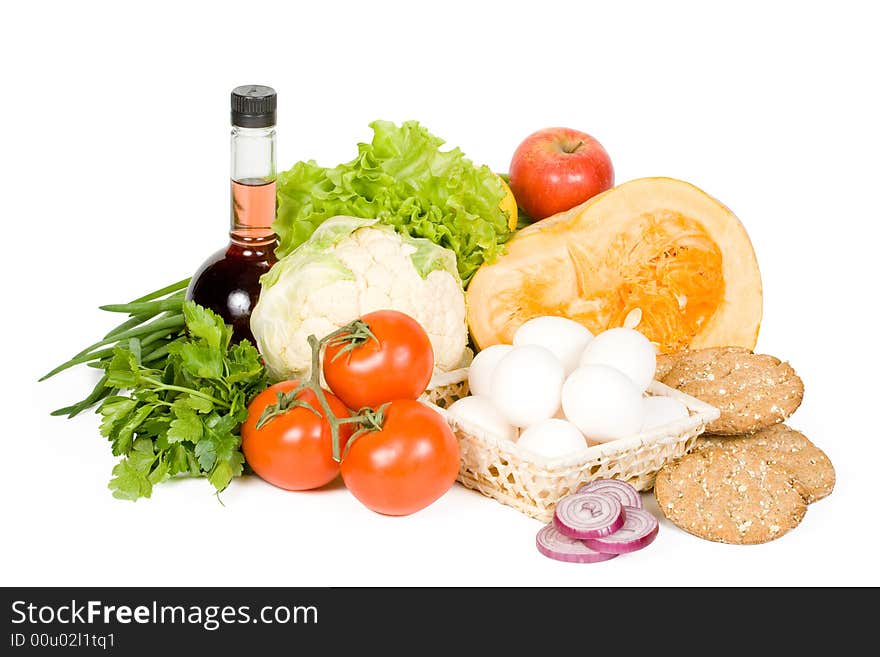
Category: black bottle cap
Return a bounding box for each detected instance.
[231,85,276,128]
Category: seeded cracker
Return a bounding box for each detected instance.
[656,347,804,435]
[654,353,678,381]
[654,447,807,544]
[697,424,835,503]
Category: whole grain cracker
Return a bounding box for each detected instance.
[654,447,806,544]
[697,424,834,503]
[657,347,803,435]
[654,352,678,381]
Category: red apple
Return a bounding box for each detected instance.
[508,127,614,220]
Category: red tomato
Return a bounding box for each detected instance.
[340,399,459,516]
[241,380,353,491]
[323,310,434,409]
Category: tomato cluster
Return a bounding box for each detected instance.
[241,310,460,516]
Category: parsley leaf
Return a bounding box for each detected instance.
[167,405,204,444]
[226,340,265,384]
[99,397,137,438]
[110,404,156,456]
[182,301,231,351]
[209,451,245,492]
[105,347,143,389]
[169,341,224,379]
[109,458,153,501]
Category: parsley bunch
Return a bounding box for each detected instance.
[97,302,267,500]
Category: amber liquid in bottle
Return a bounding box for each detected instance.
[187,180,278,345]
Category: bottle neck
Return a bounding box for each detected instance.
[230,125,277,245]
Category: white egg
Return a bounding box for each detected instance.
[490,345,564,427]
[467,344,514,397]
[446,396,518,441]
[579,327,657,392]
[513,316,594,375]
[562,365,646,442]
[641,396,689,432]
[517,419,588,459]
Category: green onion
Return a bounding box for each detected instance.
[41,279,191,416]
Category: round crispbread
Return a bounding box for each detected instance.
[697,424,834,504]
[657,347,804,435]
[654,446,807,544]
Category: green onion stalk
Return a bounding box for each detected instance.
[40,278,191,417]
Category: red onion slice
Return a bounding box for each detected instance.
[536,523,619,564]
[577,479,642,509]
[553,492,625,539]
[583,506,659,554]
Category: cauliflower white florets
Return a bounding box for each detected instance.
[250,216,467,381]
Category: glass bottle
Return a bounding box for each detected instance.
[187,85,278,344]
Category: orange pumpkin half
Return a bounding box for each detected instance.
[467,177,762,354]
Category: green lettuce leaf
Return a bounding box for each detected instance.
[274,120,511,284]
[403,232,461,280]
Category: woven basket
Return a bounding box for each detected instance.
[422,369,720,522]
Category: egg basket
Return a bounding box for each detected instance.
[421,369,720,522]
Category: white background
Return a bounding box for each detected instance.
[3,0,878,587]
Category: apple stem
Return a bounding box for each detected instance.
[563,140,584,154]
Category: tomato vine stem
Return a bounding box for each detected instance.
[323,319,378,363]
[255,319,389,463]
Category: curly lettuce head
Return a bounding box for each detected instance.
[273,120,512,285]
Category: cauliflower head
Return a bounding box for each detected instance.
[251,216,467,380]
